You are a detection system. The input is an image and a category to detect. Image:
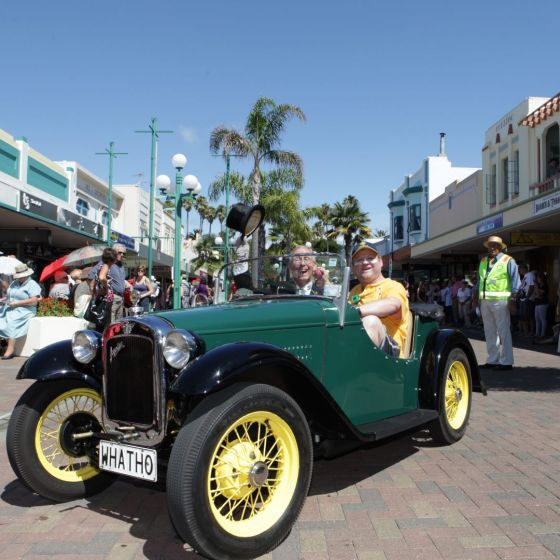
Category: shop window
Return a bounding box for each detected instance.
[545,123,559,178]
[409,204,421,232]
[501,158,509,201]
[486,165,497,205]
[76,198,89,217]
[393,215,403,240]
[512,151,519,196]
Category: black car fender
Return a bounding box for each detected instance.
[170,341,368,442]
[417,329,485,411]
[16,340,102,391]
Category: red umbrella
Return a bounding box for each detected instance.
[39,255,68,283]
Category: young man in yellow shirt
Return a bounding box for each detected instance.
[348,242,410,358]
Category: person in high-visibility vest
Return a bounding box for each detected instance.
[473,235,520,371]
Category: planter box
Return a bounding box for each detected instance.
[15,317,90,358]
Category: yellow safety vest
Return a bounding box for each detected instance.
[478,255,512,300]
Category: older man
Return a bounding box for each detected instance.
[472,235,520,371]
[289,245,327,295]
[348,241,410,358]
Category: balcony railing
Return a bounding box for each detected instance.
[529,174,560,196]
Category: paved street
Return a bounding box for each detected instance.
[1,339,559,560]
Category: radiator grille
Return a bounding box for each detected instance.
[105,334,155,425]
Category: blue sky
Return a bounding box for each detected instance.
[2,0,558,232]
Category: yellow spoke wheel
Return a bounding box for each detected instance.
[7,379,115,502]
[35,388,101,482]
[429,348,472,445]
[207,411,299,538]
[167,383,312,560]
[444,360,470,430]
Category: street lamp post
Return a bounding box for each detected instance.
[156,154,201,309]
[135,118,173,279]
[96,142,127,244]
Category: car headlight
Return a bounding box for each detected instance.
[163,330,197,369]
[72,330,101,364]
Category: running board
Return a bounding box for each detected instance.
[356,409,439,441]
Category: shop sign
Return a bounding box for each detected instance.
[110,231,136,252]
[57,208,101,237]
[511,232,560,246]
[476,214,503,234]
[534,191,560,216]
[20,191,58,221]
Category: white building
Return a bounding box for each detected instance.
[387,134,480,276]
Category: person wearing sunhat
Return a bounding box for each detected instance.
[0,264,42,359]
[348,241,410,358]
[473,235,520,371]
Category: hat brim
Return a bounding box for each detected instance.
[351,246,378,260]
[13,270,34,279]
[483,240,507,250]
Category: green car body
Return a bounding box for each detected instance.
[8,253,484,560]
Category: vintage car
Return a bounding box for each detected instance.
[7,248,484,560]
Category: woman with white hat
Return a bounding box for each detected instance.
[0,264,42,359]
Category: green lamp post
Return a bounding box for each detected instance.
[156,154,201,309]
[96,141,127,244]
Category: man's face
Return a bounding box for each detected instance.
[487,242,501,258]
[352,249,382,286]
[290,248,316,287]
[115,247,125,262]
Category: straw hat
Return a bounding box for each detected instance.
[13,263,34,279]
[483,235,507,251]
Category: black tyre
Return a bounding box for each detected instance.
[167,383,313,560]
[7,379,115,502]
[429,347,472,444]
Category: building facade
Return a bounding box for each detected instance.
[411,94,560,313]
[0,127,175,281]
[387,134,479,278]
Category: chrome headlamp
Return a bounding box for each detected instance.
[163,330,198,369]
[72,330,101,364]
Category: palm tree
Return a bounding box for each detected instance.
[183,198,195,238]
[194,196,209,235]
[210,97,306,261]
[328,195,372,265]
[205,205,217,237]
[305,203,332,251]
[262,188,310,253]
[190,234,224,276]
[215,204,226,233]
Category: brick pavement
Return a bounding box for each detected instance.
[0,339,559,559]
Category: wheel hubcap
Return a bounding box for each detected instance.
[249,461,269,487]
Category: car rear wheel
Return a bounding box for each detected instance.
[7,379,115,502]
[429,348,472,444]
[167,383,313,560]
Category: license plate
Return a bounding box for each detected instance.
[99,441,157,482]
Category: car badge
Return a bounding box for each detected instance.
[109,341,125,363]
[123,322,134,335]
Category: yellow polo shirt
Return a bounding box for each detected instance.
[349,278,410,357]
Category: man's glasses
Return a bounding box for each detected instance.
[352,257,376,266]
[117,251,125,255]
[292,256,313,264]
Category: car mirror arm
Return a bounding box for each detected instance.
[337,266,351,327]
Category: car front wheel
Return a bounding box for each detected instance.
[167,383,313,560]
[7,379,115,501]
[429,347,472,444]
